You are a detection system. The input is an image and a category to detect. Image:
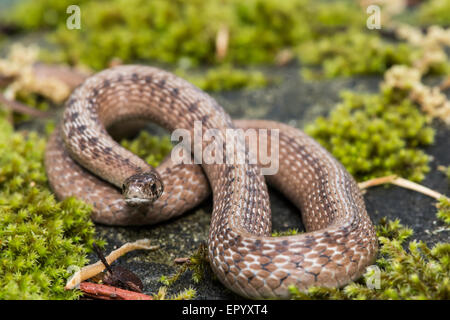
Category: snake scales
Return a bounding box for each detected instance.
[45,65,378,299]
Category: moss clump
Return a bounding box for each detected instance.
[305,89,434,182]
[7,0,90,30]
[419,0,450,26]
[12,92,52,124]
[0,113,100,300]
[120,131,172,168]
[437,197,450,226]
[299,30,422,79]
[152,286,197,300]
[444,166,450,183]
[178,65,269,92]
[271,228,300,237]
[159,243,210,287]
[289,218,449,300]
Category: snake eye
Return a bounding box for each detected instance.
[122,184,126,191]
[150,183,157,194]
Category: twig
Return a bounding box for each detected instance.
[65,239,159,290]
[92,242,144,293]
[79,282,153,300]
[215,24,229,61]
[358,175,398,190]
[0,93,50,118]
[92,243,116,275]
[358,175,447,200]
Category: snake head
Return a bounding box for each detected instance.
[122,171,164,206]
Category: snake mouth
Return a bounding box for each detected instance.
[124,197,154,206]
[122,171,164,206]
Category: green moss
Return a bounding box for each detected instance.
[9,0,444,81]
[120,131,172,168]
[6,0,396,81]
[167,287,197,300]
[419,0,450,26]
[177,65,269,92]
[289,218,449,300]
[152,286,197,300]
[159,244,210,287]
[8,0,449,82]
[0,113,101,300]
[437,197,450,226]
[305,88,434,182]
[271,228,300,237]
[13,92,51,123]
[299,30,424,79]
[8,0,89,30]
[8,0,361,68]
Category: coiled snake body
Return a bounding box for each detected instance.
[45,65,378,299]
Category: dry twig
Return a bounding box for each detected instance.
[215,25,229,61]
[0,93,50,118]
[358,175,446,200]
[65,239,159,290]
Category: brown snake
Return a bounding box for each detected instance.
[45,65,378,299]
